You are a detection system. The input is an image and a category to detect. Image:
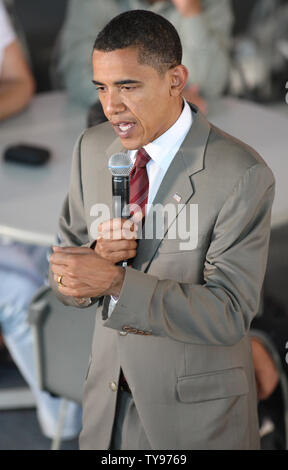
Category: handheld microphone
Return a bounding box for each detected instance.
[108,152,133,266]
[108,152,132,218]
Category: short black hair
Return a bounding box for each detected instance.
[93,10,182,75]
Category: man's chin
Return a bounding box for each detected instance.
[119,137,142,150]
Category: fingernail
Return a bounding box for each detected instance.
[53,245,63,251]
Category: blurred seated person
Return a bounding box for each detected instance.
[0,0,82,440]
[54,0,235,116]
[0,0,34,121]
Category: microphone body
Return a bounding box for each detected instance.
[108,153,133,267]
[112,175,130,219]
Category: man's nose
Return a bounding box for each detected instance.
[104,89,126,116]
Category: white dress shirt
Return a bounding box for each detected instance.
[108,99,193,316]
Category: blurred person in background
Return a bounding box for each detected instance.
[54,0,234,117]
[0,0,34,121]
[229,0,288,103]
[0,0,82,441]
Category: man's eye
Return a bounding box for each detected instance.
[121,86,135,91]
[96,87,105,92]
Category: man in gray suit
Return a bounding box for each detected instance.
[50,10,275,449]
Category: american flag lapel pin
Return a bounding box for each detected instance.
[173,193,182,203]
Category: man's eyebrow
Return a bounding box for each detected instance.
[92,79,142,86]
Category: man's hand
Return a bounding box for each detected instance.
[50,246,125,298]
[95,217,139,263]
[251,337,280,401]
[172,0,202,17]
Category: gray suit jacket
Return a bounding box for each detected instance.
[50,107,275,449]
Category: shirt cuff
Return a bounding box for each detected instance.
[108,295,119,318]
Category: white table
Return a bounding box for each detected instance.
[0,92,86,246]
[0,93,287,245]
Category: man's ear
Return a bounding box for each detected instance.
[169,65,188,97]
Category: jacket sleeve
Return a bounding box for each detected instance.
[49,132,99,308]
[104,163,275,346]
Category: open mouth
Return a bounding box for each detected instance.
[112,122,136,138]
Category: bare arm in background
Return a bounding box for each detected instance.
[0,39,35,121]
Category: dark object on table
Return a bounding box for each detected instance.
[3,144,51,166]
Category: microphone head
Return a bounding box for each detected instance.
[108,152,133,177]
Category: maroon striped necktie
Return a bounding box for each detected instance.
[129,147,151,223]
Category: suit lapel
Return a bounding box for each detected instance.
[133,109,211,272]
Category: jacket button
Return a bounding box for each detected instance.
[109,381,117,392]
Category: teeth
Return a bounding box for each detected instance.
[119,123,133,132]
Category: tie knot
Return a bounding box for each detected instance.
[134,148,151,168]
